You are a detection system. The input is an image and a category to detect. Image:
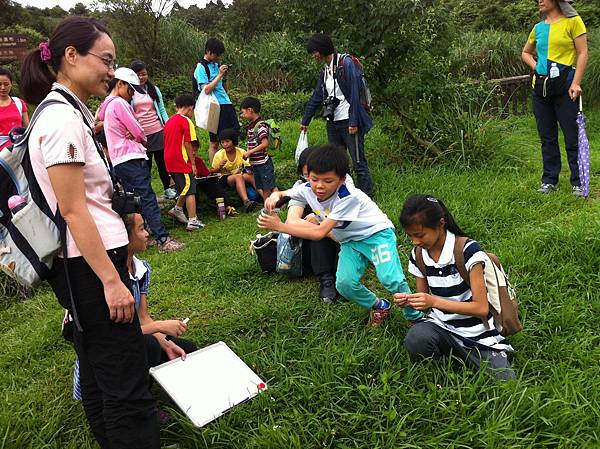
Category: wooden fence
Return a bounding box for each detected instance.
[489,74,531,116]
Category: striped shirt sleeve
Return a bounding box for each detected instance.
[463,239,487,272]
[407,247,424,278]
[139,259,152,296]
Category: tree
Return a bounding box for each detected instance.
[69,2,90,16]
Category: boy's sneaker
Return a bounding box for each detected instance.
[158,237,185,253]
[164,188,178,200]
[243,200,258,213]
[370,298,391,327]
[572,185,584,197]
[536,183,556,194]
[226,206,239,217]
[186,217,205,232]
[168,207,188,224]
[319,275,337,304]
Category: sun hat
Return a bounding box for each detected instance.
[558,0,579,17]
[113,67,146,94]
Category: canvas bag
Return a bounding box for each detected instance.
[249,232,278,273]
[415,236,522,337]
[194,89,220,134]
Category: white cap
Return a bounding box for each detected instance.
[113,67,146,94]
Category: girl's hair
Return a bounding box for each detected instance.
[297,146,315,177]
[21,16,111,105]
[399,194,467,237]
[107,77,119,93]
[0,66,13,82]
[123,213,136,236]
[130,60,158,101]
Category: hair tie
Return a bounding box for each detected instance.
[38,42,52,63]
[426,196,438,203]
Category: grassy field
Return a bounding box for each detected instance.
[1,111,600,449]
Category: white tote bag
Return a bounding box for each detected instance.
[294,130,309,162]
[194,89,220,134]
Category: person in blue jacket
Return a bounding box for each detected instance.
[301,33,373,197]
[130,60,177,200]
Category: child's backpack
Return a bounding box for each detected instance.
[415,237,522,337]
[253,119,282,152]
[337,53,372,112]
[249,232,279,273]
[0,99,65,288]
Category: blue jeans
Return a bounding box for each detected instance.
[114,158,169,242]
[532,91,580,186]
[326,119,373,196]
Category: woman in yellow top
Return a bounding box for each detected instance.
[521,0,588,196]
[211,127,258,212]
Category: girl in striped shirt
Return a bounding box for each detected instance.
[395,194,515,380]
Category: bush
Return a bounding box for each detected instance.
[585,28,600,105]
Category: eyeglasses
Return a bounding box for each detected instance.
[88,51,117,70]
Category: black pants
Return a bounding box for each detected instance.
[306,237,339,278]
[147,150,171,191]
[404,321,515,381]
[532,91,580,186]
[195,176,230,209]
[49,247,159,449]
[326,119,373,196]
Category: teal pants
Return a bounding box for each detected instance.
[335,228,423,321]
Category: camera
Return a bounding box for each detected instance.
[112,190,141,215]
[322,96,340,121]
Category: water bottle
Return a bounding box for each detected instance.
[216,197,226,220]
[8,195,26,216]
[549,63,560,79]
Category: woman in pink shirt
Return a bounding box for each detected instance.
[129,60,176,199]
[0,67,29,150]
[20,16,160,448]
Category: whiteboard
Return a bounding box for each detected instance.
[149,341,268,427]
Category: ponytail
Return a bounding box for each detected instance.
[400,194,468,237]
[130,60,158,101]
[21,16,110,105]
[21,48,56,105]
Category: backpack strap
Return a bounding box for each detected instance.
[11,97,23,117]
[414,247,427,279]
[453,236,471,286]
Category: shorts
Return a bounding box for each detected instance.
[145,130,164,152]
[252,158,275,191]
[171,172,196,196]
[209,104,241,143]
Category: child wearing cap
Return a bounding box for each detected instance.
[210,128,258,213]
[97,67,185,252]
[163,94,205,231]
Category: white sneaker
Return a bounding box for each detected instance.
[186,217,205,232]
[168,207,188,224]
[164,188,177,200]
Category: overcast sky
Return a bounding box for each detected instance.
[14,0,213,11]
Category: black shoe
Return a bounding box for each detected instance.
[319,275,337,304]
[243,200,258,213]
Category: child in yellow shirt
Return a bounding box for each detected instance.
[211,128,258,212]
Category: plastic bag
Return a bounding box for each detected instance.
[294,130,309,162]
[194,89,220,134]
[276,233,303,277]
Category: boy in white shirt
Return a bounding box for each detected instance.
[258,144,422,326]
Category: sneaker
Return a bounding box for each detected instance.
[243,200,258,213]
[572,185,584,197]
[164,188,178,200]
[186,217,205,232]
[536,183,556,194]
[369,298,391,327]
[158,237,185,253]
[319,275,337,304]
[168,207,188,224]
[226,206,239,217]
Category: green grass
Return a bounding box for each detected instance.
[1,112,600,449]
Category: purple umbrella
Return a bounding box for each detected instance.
[577,96,590,198]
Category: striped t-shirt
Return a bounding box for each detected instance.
[246,118,270,165]
[408,231,513,352]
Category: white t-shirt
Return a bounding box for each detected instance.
[324,56,350,122]
[28,91,128,257]
[287,181,393,243]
